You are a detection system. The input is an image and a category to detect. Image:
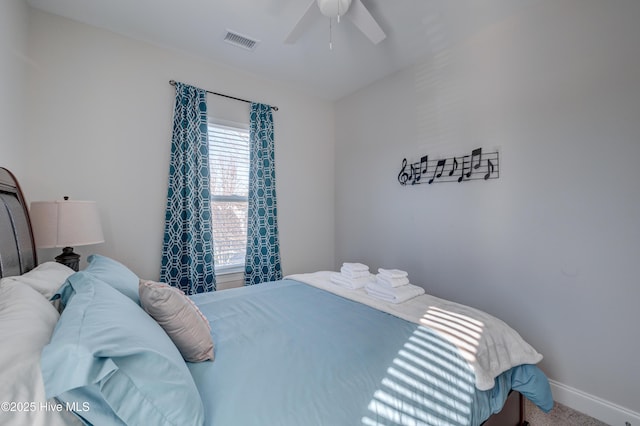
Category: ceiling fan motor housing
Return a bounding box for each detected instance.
[317,0,352,18]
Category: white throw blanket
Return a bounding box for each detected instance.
[285,271,543,391]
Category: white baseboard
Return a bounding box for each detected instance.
[549,380,640,426]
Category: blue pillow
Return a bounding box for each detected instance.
[41,272,205,426]
[84,254,140,304]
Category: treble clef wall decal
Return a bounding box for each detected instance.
[398,158,410,185]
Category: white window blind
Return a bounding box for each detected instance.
[208,122,250,274]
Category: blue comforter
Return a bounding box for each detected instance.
[188,279,552,426]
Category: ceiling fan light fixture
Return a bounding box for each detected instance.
[317,0,352,18]
[284,0,385,46]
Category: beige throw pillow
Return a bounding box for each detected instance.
[139,279,214,362]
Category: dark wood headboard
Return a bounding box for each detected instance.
[0,167,37,278]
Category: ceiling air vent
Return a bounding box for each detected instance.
[223,30,259,51]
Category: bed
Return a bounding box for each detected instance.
[0,166,552,426]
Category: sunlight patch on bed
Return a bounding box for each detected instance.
[365,391,459,426]
[419,307,484,363]
[378,376,471,419]
[409,329,471,370]
[362,306,485,426]
[386,368,472,406]
[403,342,474,383]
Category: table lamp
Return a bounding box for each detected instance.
[30,197,104,271]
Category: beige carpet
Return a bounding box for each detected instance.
[525,398,610,426]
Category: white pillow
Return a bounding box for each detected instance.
[0,281,82,426]
[0,262,74,300]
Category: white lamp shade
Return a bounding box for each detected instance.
[30,200,104,248]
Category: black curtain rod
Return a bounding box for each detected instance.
[169,80,278,111]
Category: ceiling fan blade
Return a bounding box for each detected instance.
[284,0,321,44]
[346,0,386,45]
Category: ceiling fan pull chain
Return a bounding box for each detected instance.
[329,17,333,50]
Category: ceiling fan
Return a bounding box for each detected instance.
[284,0,386,46]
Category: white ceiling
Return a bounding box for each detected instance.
[26,0,538,101]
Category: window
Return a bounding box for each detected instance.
[208,122,250,274]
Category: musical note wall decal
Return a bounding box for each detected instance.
[484,159,495,180]
[419,155,428,176]
[397,148,499,186]
[470,148,482,172]
[429,159,447,184]
[459,155,470,182]
[449,157,458,177]
[410,162,420,184]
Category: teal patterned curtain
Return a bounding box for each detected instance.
[161,82,216,294]
[245,103,282,285]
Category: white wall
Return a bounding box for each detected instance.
[25,9,335,280]
[0,0,29,176]
[335,0,640,421]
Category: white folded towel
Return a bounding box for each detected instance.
[330,272,373,290]
[341,262,369,272]
[340,266,371,279]
[377,268,409,279]
[365,281,425,304]
[375,274,410,288]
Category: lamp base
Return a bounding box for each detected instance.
[55,247,80,272]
